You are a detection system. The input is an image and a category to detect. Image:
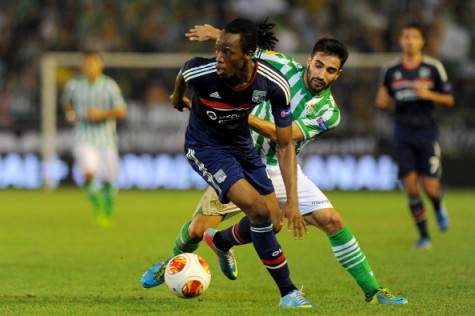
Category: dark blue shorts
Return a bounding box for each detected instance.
[394,137,442,178]
[184,144,274,203]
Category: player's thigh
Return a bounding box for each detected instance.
[99,147,119,183]
[268,164,333,215]
[194,186,242,220]
[415,140,442,178]
[227,179,269,222]
[185,145,245,204]
[74,144,99,175]
[394,139,417,179]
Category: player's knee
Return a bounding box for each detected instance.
[241,199,270,224]
[322,210,344,234]
[188,218,208,240]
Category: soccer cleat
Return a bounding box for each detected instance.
[366,288,408,305]
[436,206,449,232]
[415,237,432,250]
[203,228,238,280]
[141,259,169,288]
[96,214,111,227]
[279,289,315,309]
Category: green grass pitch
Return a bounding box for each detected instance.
[0,189,474,315]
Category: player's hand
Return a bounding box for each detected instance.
[86,107,106,121]
[65,110,78,124]
[414,83,433,100]
[284,201,307,239]
[185,24,220,42]
[170,94,192,112]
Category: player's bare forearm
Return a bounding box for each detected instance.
[63,102,77,124]
[375,86,392,109]
[170,71,190,111]
[86,107,127,122]
[429,92,455,107]
[249,115,304,142]
[276,126,297,204]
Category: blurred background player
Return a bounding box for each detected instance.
[160,18,313,309]
[375,22,454,250]
[142,24,407,305]
[62,51,127,226]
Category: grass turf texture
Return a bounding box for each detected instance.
[0,189,474,316]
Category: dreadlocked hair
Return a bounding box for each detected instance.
[224,17,278,54]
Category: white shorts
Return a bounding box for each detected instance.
[74,144,119,183]
[195,163,333,218]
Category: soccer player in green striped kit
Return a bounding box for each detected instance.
[62,51,127,226]
[141,25,407,305]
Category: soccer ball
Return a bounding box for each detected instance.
[164,253,211,298]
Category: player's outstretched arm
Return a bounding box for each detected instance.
[248,115,304,142]
[185,24,221,42]
[275,125,306,239]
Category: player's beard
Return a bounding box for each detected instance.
[306,65,333,94]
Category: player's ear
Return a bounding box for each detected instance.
[307,54,312,68]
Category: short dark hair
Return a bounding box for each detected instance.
[400,22,425,38]
[223,18,278,53]
[311,38,348,68]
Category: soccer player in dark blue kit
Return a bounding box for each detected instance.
[160,18,313,308]
[376,22,454,250]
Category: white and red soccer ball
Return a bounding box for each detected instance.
[164,253,211,298]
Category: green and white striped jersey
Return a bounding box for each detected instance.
[62,74,126,148]
[252,50,340,166]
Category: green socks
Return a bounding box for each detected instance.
[328,227,381,297]
[85,182,117,224]
[85,182,102,218]
[173,220,202,256]
[102,183,117,219]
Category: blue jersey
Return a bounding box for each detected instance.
[182,57,292,148]
[381,56,452,140]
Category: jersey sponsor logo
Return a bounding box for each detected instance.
[213,169,227,184]
[209,91,221,99]
[206,111,217,120]
[280,109,291,118]
[251,90,267,103]
[206,109,247,124]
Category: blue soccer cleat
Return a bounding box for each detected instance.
[141,259,169,289]
[415,237,432,250]
[366,288,408,305]
[203,228,238,280]
[436,206,449,232]
[279,289,315,309]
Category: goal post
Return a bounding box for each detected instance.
[40,51,399,187]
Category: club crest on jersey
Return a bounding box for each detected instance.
[252,90,267,103]
[419,67,431,78]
